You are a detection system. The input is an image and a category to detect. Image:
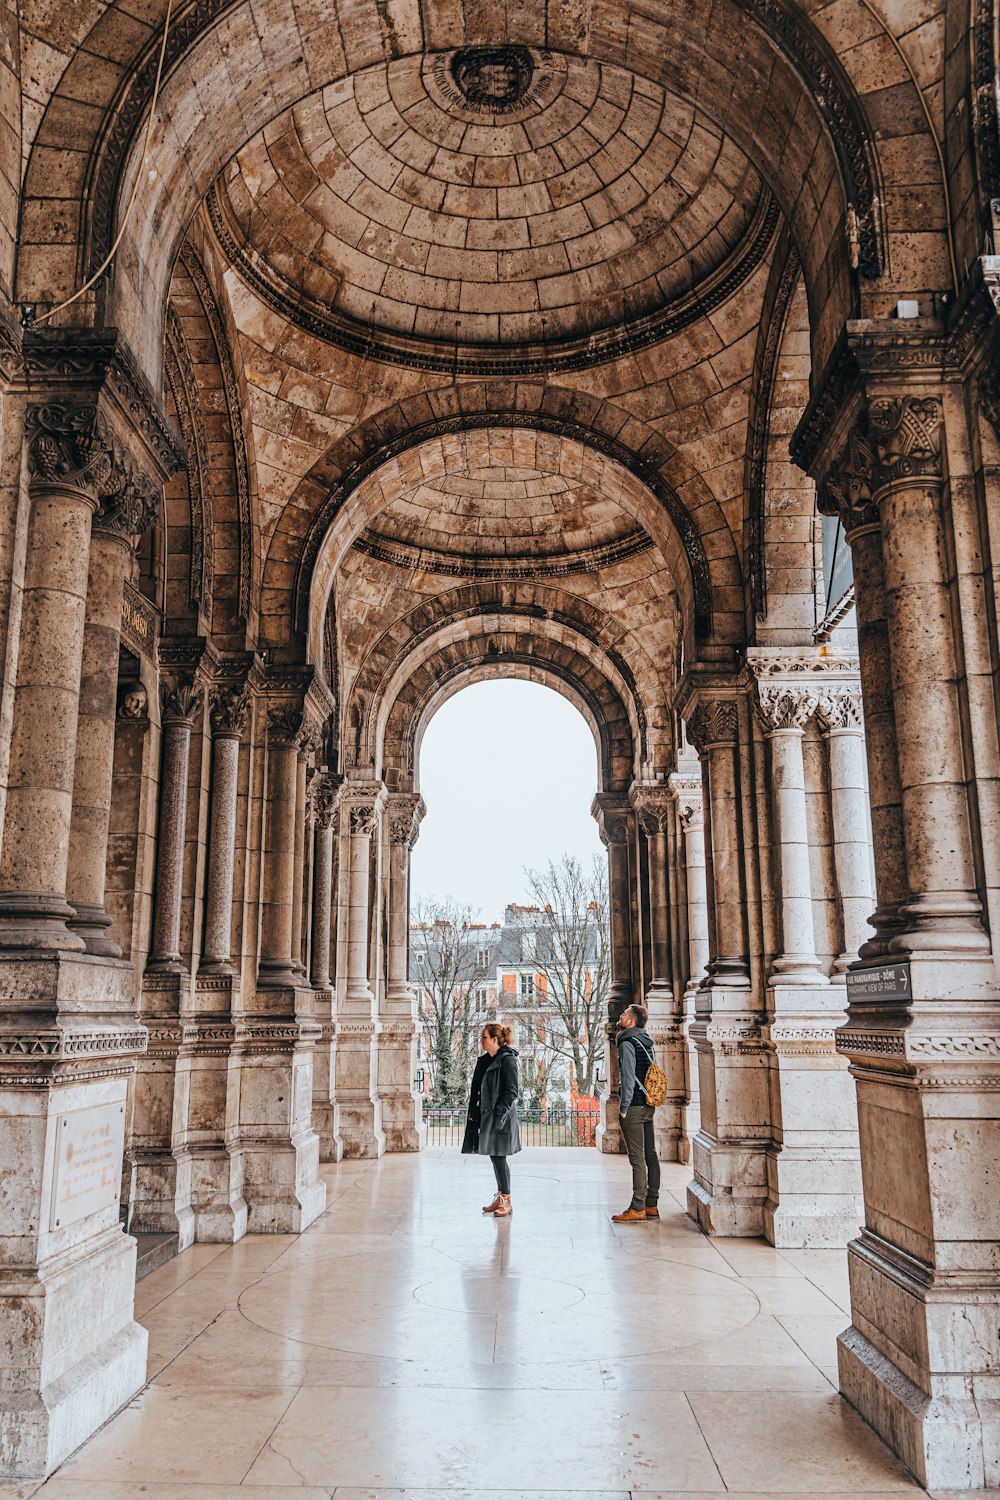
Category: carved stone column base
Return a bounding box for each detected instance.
[833,967,1000,1490]
[376,1019,425,1152]
[235,1007,326,1233]
[762,994,863,1249]
[838,1237,1000,1491]
[310,992,340,1162]
[130,984,196,1249]
[686,1010,769,1236]
[184,1004,248,1244]
[0,958,148,1479]
[334,1019,385,1158]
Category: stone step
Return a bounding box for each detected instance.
[131,1231,179,1281]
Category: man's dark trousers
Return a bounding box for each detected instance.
[621,1103,659,1211]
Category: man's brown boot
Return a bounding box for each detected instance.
[612,1207,648,1223]
[482,1193,502,1214]
[645,1207,660,1219]
[493,1193,512,1217]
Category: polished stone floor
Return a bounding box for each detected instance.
[1,1149,984,1499]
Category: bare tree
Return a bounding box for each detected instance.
[410,897,486,1105]
[523,854,610,1097]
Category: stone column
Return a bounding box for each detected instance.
[131,669,201,1248]
[670,770,707,1161]
[235,700,325,1233]
[751,667,862,1248]
[630,783,685,1160]
[66,480,157,954]
[817,688,874,971]
[806,386,998,1488]
[0,399,168,1480]
[200,684,248,974]
[290,743,310,977]
[591,793,634,1154]
[310,776,339,1160]
[0,405,105,949]
[185,681,251,1244]
[378,791,426,1151]
[683,695,768,1236]
[147,675,199,971]
[333,781,387,1158]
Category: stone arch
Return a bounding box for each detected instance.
[371,617,640,795]
[261,383,735,661]
[14,0,945,387]
[343,579,669,781]
[744,240,819,641]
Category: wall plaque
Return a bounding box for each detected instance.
[49,1102,126,1230]
[121,580,159,659]
[845,961,912,1002]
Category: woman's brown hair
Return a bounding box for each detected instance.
[482,1021,513,1048]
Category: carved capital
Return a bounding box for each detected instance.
[160,673,199,726]
[386,792,425,849]
[816,687,864,732]
[686,699,739,755]
[629,783,673,838]
[591,793,630,848]
[820,395,943,535]
[313,772,341,830]
[25,402,116,503]
[93,468,160,540]
[338,782,384,838]
[754,683,818,733]
[209,684,250,738]
[669,773,704,832]
[266,704,305,748]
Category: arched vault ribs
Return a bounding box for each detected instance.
[268,385,742,661]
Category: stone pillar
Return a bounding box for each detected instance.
[817,688,874,971]
[130,670,200,1247]
[630,783,685,1160]
[310,773,339,1160]
[0,398,169,1479]
[290,743,309,976]
[146,675,198,971]
[333,781,387,1158]
[670,770,707,1161]
[683,694,768,1236]
[591,793,634,1154]
[378,792,426,1151]
[751,664,863,1248]
[237,701,326,1232]
[66,480,156,954]
[806,386,998,1488]
[186,681,251,1243]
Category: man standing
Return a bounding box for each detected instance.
[611,1004,660,1223]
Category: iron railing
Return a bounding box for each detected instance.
[422,1104,600,1147]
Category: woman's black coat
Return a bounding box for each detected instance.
[461,1046,521,1157]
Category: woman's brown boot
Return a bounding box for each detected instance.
[493,1193,512,1217]
[482,1193,502,1214]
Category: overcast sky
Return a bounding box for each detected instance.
[410,679,605,922]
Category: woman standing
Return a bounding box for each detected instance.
[461,1022,521,1215]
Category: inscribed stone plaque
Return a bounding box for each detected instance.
[49,1103,126,1230]
[845,962,912,1002]
[294,1062,312,1123]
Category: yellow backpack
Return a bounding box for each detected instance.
[638,1056,668,1107]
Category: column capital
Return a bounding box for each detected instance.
[685,698,739,755]
[337,780,386,836]
[312,772,342,830]
[208,683,250,739]
[24,401,121,507]
[160,672,200,727]
[815,393,944,539]
[591,791,631,847]
[668,771,704,831]
[816,685,865,733]
[385,791,425,849]
[753,682,818,734]
[628,782,673,836]
[266,703,305,748]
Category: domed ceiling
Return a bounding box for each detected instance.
[351,429,652,578]
[208,46,778,373]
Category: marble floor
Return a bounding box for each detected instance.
[0,1149,984,1499]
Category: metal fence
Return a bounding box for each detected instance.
[423,1105,600,1148]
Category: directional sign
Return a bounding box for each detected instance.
[845,962,912,1002]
